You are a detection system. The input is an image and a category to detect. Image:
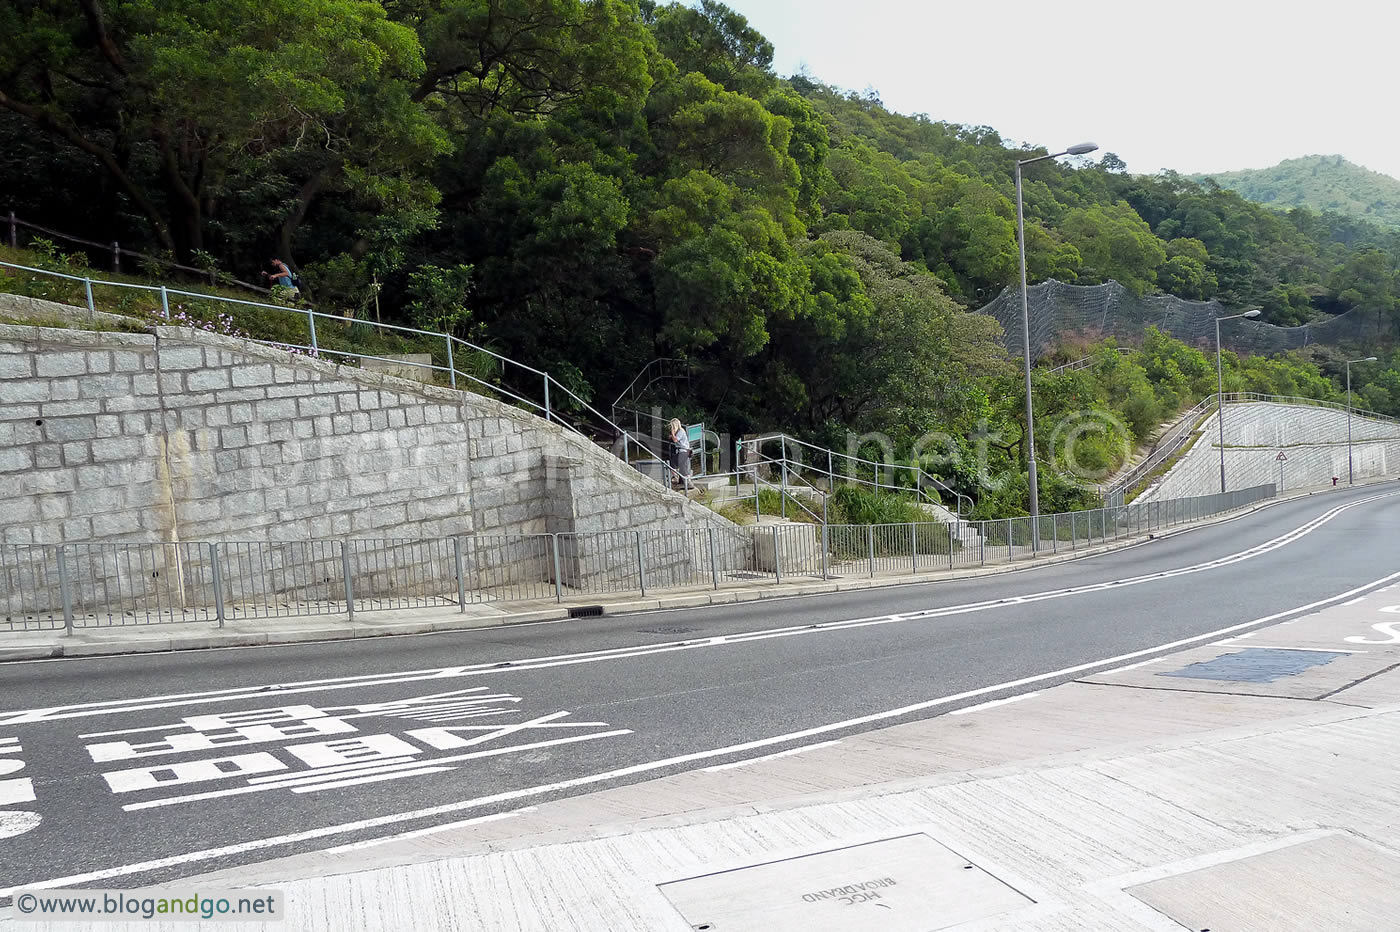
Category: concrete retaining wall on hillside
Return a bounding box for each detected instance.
[0,323,742,612]
[1139,402,1400,501]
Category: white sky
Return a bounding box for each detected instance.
[728,0,1400,181]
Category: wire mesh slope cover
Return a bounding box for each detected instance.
[977,280,1382,360]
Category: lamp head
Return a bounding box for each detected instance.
[1066,142,1099,155]
[1361,356,1378,362]
[1242,309,1262,319]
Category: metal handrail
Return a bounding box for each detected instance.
[0,257,681,493]
[1045,346,1133,376]
[5,209,270,292]
[739,434,970,518]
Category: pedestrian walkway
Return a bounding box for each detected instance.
[154,561,1400,931]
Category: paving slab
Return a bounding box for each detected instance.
[1125,831,1400,932]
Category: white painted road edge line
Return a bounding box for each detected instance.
[948,693,1040,716]
[7,566,1400,898]
[319,808,538,856]
[4,490,1394,728]
[701,741,842,772]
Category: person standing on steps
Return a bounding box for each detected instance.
[668,417,692,492]
[262,258,300,299]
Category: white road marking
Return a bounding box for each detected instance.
[1238,646,1367,653]
[1345,621,1400,645]
[6,491,1393,730]
[948,693,1040,715]
[319,808,535,855]
[701,741,842,772]
[1096,658,1166,675]
[122,728,634,811]
[10,566,1400,897]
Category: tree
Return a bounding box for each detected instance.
[0,0,446,262]
[645,0,775,97]
[1059,202,1167,295]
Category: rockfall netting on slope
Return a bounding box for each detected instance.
[976,280,1385,359]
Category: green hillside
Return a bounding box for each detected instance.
[1196,156,1400,229]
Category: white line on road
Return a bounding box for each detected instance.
[8,566,1400,898]
[948,693,1040,715]
[701,741,842,772]
[1096,658,1166,675]
[5,491,1393,729]
[320,808,536,856]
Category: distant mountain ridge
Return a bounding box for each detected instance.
[1193,155,1400,228]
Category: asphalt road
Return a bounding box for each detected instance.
[2,482,1398,894]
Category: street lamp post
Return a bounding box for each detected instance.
[1213,308,1261,493]
[1346,356,1378,485]
[1015,141,1097,550]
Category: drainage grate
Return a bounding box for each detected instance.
[568,605,604,619]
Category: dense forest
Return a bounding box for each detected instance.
[3,0,1400,511]
[1197,155,1400,231]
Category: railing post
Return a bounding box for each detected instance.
[910,522,918,574]
[821,523,830,580]
[780,436,788,519]
[307,307,319,354]
[550,534,563,604]
[636,531,646,596]
[1052,514,1058,553]
[868,525,875,577]
[445,335,457,390]
[56,545,74,636]
[111,241,120,274]
[1006,518,1013,562]
[7,210,15,249]
[454,536,468,612]
[1070,511,1076,550]
[341,541,354,621]
[773,526,783,583]
[544,375,552,424]
[708,528,719,590]
[979,521,985,565]
[83,278,95,322]
[159,285,170,319]
[209,542,226,628]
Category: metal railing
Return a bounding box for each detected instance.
[1045,346,1134,376]
[739,434,973,519]
[0,257,672,488]
[1,485,1277,632]
[5,210,269,293]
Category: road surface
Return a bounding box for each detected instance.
[1,482,1397,894]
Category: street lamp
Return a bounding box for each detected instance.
[1346,356,1378,485]
[1214,308,1262,492]
[1015,141,1097,548]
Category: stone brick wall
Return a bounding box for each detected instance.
[0,322,743,617]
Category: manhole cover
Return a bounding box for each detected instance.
[638,626,698,635]
[659,833,1032,931]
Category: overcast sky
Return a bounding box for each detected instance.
[727,0,1400,181]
